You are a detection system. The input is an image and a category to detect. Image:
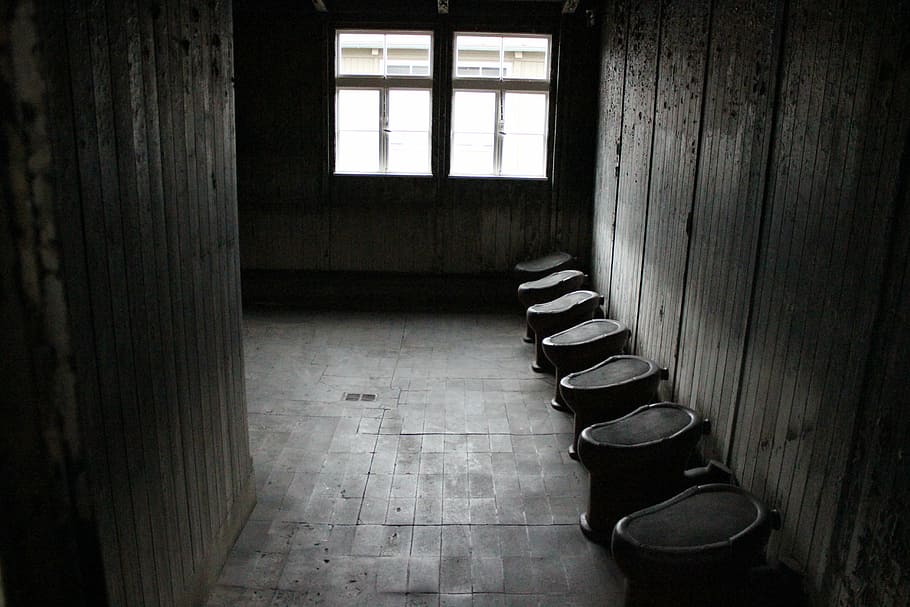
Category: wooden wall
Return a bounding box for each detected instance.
[1,2,107,603]
[30,0,255,605]
[234,0,598,281]
[591,0,910,603]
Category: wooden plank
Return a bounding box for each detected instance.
[130,0,186,599]
[635,0,709,378]
[105,0,174,600]
[85,0,158,602]
[737,0,834,496]
[768,0,872,562]
[199,0,229,527]
[792,2,901,577]
[172,0,213,563]
[210,0,236,507]
[591,0,628,313]
[56,2,128,602]
[609,0,660,338]
[146,0,195,588]
[673,0,781,461]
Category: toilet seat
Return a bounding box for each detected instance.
[540,319,629,412]
[612,484,778,582]
[559,355,666,458]
[526,290,602,373]
[576,403,708,541]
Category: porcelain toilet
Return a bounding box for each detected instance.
[540,319,630,412]
[513,251,578,283]
[559,355,666,459]
[516,270,588,343]
[525,290,602,373]
[612,483,781,607]
[575,402,709,541]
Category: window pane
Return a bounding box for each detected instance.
[451,91,495,174]
[451,133,495,175]
[501,134,545,176]
[338,33,384,75]
[336,89,380,172]
[452,91,495,134]
[455,35,502,79]
[503,92,547,135]
[387,89,430,173]
[502,36,549,80]
[337,89,379,130]
[386,34,431,77]
[336,132,380,172]
[388,132,430,173]
[388,89,430,131]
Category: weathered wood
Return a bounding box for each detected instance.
[609,0,660,339]
[591,0,628,314]
[634,0,710,383]
[674,0,780,462]
[35,0,254,604]
[592,0,910,602]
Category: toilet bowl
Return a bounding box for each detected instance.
[540,319,630,412]
[513,251,578,283]
[517,270,588,344]
[576,402,709,541]
[525,290,602,373]
[559,355,666,459]
[612,483,781,607]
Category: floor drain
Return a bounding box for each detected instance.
[344,392,377,402]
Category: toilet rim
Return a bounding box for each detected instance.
[579,402,704,449]
[519,269,587,290]
[560,355,662,391]
[528,289,601,314]
[515,251,575,273]
[541,318,629,348]
[613,483,773,553]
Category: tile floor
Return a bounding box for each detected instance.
[206,309,626,606]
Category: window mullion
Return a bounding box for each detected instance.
[495,90,504,176]
[380,87,389,172]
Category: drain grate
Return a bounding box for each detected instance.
[344,392,377,402]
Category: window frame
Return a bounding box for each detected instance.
[449,32,552,179]
[333,29,435,176]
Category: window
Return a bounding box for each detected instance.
[334,31,433,174]
[450,33,550,178]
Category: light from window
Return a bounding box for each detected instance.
[335,31,433,175]
[450,33,550,178]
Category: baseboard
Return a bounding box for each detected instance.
[240,270,517,312]
[184,469,256,607]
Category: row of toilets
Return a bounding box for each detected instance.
[515,252,782,607]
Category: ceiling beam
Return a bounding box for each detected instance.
[562,0,579,14]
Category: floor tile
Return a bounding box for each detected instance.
[210,310,627,606]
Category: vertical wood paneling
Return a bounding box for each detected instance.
[1,2,108,603]
[41,1,255,604]
[591,0,628,312]
[829,108,910,606]
[60,0,131,600]
[592,0,910,601]
[634,0,710,377]
[609,0,660,334]
[674,0,779,460]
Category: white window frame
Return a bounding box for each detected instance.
[450,33,551,178]
[334,30,434,175]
